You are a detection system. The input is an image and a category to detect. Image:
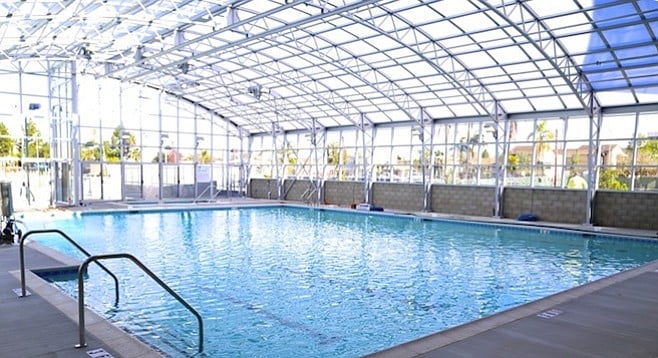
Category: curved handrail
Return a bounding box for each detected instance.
[76,253,204,353]
[19,229,120,306]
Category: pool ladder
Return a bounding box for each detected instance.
[18,229,204,354]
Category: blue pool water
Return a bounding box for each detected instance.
[31,207,658,357]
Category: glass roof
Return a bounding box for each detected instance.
[1,0,657,134]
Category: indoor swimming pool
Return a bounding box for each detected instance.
[29,206,658,357]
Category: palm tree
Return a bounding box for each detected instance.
[527,120,555,171]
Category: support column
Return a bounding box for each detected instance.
[414,109,433,212]
[119,84,126,201]
[157,92,163,200]
[71,61,82,206]
[272,122,285,199]
[239,127,250,197]
[629,112,640,191]
[491,101,509,218]
[357,114,374,205]
[558,116,569,188]
[308,119,325,205]
[585,93,602,225]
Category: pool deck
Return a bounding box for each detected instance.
[2,200,658,358]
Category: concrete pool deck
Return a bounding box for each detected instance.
[2,201,658,357]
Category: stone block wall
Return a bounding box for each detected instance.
[371,183,424,212]
[431,185,495,217]
[283,179,316,202]
[594,190,658,230]
[503,187,587,224]
[324,181,365,206]
[247,179,658,230]
[249,178,278,199]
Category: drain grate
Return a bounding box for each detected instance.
[86,348,114,358]
[537,308,563,319]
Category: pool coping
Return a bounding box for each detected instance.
[10,241,164,358]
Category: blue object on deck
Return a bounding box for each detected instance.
[517,213,539,221]
[356,203,384,212]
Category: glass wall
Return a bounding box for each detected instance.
[247,113,658,192]
[1,63,657,212]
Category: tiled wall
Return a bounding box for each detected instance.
[431,185,495,217]
[503,187,587,224]
[594,190,658,230]
[371,183,424,212]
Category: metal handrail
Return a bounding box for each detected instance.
[193,183,212,203]
[76,253,204,353]
[19,229,120,306]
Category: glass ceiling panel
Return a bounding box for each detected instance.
[501,98,534,113]
[448,103,481,117]
[1,0,657,135]
[418,21,464,39]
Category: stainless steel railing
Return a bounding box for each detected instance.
[76,253,204,353]
[19,229,119,306]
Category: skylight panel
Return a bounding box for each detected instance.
[450,12,496,33]
[341,22,380,39]
[426,106,454,119]
[616,46,658,67]
[366,111,391,123]
[602,24,651,48]
[501,98,533,113]
[403,61,440,77]
[377,65,413,81]
[559,32,595,55]
[627,66,658,87]
[381,109,407,122]
[559,95,583,110]
[360,51,393,64]
[591,3,640,26]
[543,12,593,36]
[233,68,263,81]
[291,53,320,67]
[442,92,471,105]
[259,45,295,59]
[422,75,454,89]
[320,27,358,44]
[375,47,413,62]
[523,85,557,98]
[335,87,361,97]
[418,20,465,39]
[396,5,439,25]
[471,66,507,81]
[448,103,480,117]
[339,39,378,57]
[588,70,628,91]
[266,4,310,23]
[635,90,658,105]
[470,27,512,44]
[410,91,438,101]
[438,36,481,53]
[335,74,365,88]
[318,76,348,91]
[596,90,636,106]
[431,0,477,18]
[455,52,497,68]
